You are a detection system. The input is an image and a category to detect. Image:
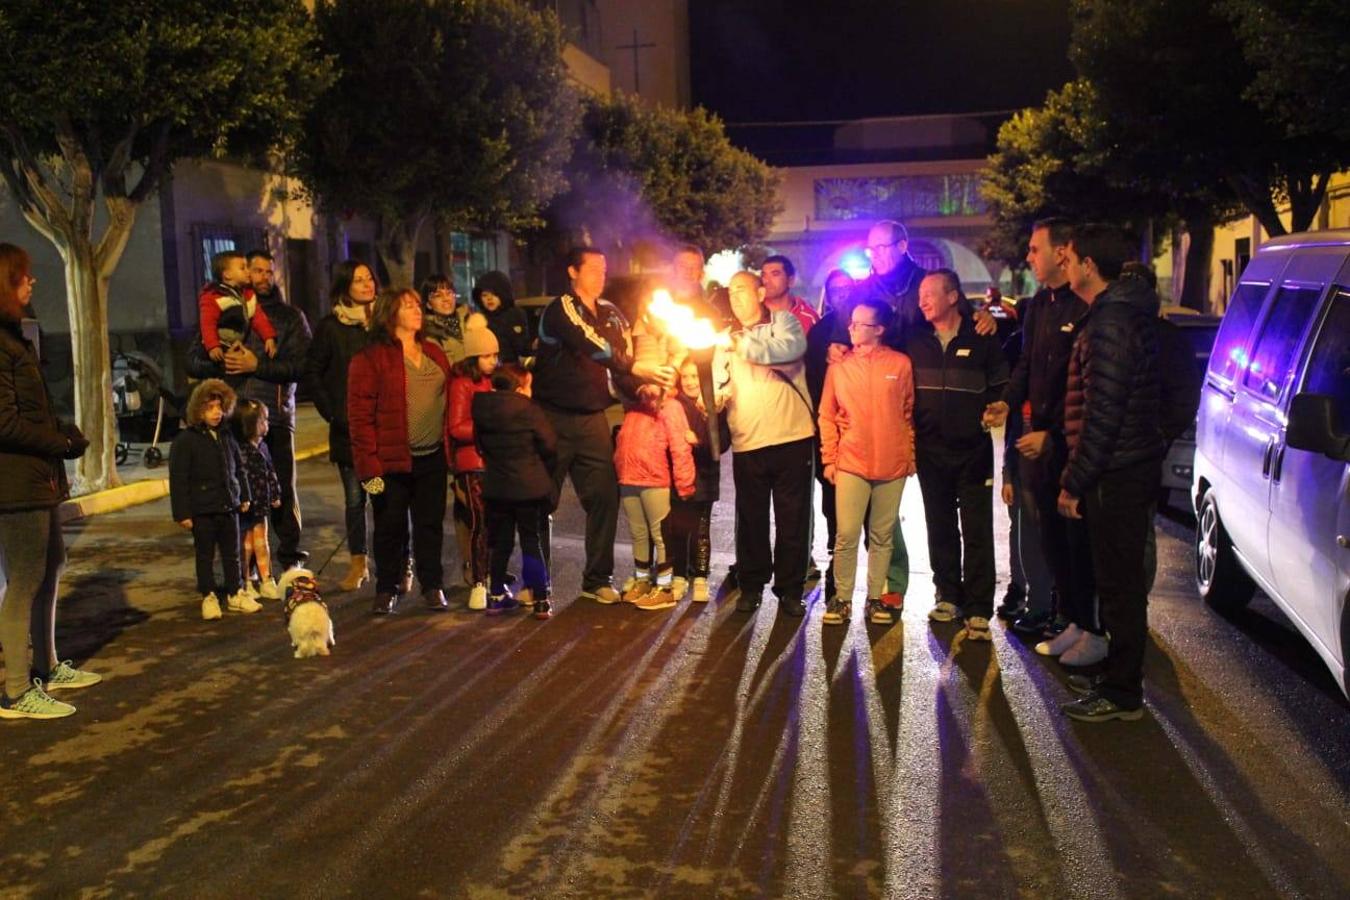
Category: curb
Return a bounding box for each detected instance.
[59,442,330,522]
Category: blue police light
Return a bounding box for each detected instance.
[841,252,870,281]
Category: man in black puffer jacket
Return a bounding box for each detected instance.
[1056,225,1162,724]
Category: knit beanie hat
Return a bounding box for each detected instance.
[462,312,500,358]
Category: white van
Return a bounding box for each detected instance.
[1192,229,1350,698]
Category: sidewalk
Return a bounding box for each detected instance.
[59,402,331,521]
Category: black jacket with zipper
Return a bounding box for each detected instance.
[1061,274,1163,497]
[305,310,370,466]
[904,317,1009,454]
[0,320,72,512]
[168,424,251,522]
[471,390,557,502]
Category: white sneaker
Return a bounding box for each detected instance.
[692,578,710,602]
[201,592,222,621]
[227,590,263,614]
[242,581,261,601]
[670,577,689,601]
[258,577,281,600]
[468,583,488,611]
[928,600,959,623]
[1060,630,1109,667]
[963,616,993,641]
[1035,623,1082,657]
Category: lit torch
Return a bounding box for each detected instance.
[646,288,728,459]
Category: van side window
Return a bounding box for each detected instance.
[1241,284,1322,401]
[1209,282,1269,383]
[1298,289,1350,429]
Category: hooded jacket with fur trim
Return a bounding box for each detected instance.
[169,379,251,521]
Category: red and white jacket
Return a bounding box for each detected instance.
[613,398,697,497]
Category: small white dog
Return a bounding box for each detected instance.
[279,568,335,658]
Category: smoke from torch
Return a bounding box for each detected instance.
[647,289,728,459]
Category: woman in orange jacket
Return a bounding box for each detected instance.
[817,297,915,626]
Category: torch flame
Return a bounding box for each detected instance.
[647,288,729,350]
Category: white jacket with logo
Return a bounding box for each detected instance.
[722,310,814,453]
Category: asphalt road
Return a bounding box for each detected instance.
[2,457,1347,899]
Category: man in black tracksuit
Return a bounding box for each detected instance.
[186,250,312,569]
[986,219,1090,636]
[906,269,1009,639]
[1056,226,1163,723]
[533,247,674,603]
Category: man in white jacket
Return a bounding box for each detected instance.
[722,271,815,617]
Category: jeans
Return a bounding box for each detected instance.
[1013,452,1054,614]
[371,450,448,594]
[916,443,996,619]
[544,408,619,591]
[732,437,813,599]
[487,497,550,595]
[833,473,905,601]
[0,507,66,699]
[265,416,304,567]
[1084,457,1161,710]
[337,463,370,556]
[191,513,242,598]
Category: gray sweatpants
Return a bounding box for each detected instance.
[0,507,65,699]
[833,472,906,601]
[620,485,672,580]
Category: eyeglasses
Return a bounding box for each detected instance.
[864,240,901,258]
[847,320,881,330]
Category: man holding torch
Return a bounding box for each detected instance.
[534,247,677,605]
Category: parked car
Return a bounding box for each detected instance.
[1159,314,1221,507]
[1192,229,1350,698]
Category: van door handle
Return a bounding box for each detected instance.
[1271,444,1286,483]
[1262,439,1276,477]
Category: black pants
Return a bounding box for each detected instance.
[544,408,619,591]
[1084,457,1160,710]
[732,437,813,599]
[1024,444,1096,626]
[664,498,713,579]
[487,497,550,595]
[371,450,448,594]
[191,513,242,596]
[916,443,995,618]
[265,416,304,567]
[814,438,837,579]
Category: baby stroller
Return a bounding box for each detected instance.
[112,348,181,468]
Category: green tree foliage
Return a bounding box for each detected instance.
[1070,0,1344,237]
[295,0,578,288]
[552,92,781,254]
[0,0,329,492]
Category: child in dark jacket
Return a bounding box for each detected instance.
[233,399,283,602]
[170,379,258,621]
[471,365,558,619]
[665,359,730,603]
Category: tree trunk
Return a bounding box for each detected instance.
[376,216,424,290]
[1287,170,1331,234]
[1179,219,1214,313]
[1227,173,1286,238]
[62,240,119,493]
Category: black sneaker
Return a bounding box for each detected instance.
[735,588,762,613]
[1061,694,1143,723]
[1011,608,1056,636]
[780,594,806,618]
[533,597,552,620]
[1043,614,1071,637]
[822,597,850,626]
[1066,674,1103,696]
[723,564,740,592]
[996,583,1026,619]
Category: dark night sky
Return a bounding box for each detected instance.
[689,0,1075,123]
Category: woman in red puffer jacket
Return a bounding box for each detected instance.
[447,315,500,611]
[347,288,454,615]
